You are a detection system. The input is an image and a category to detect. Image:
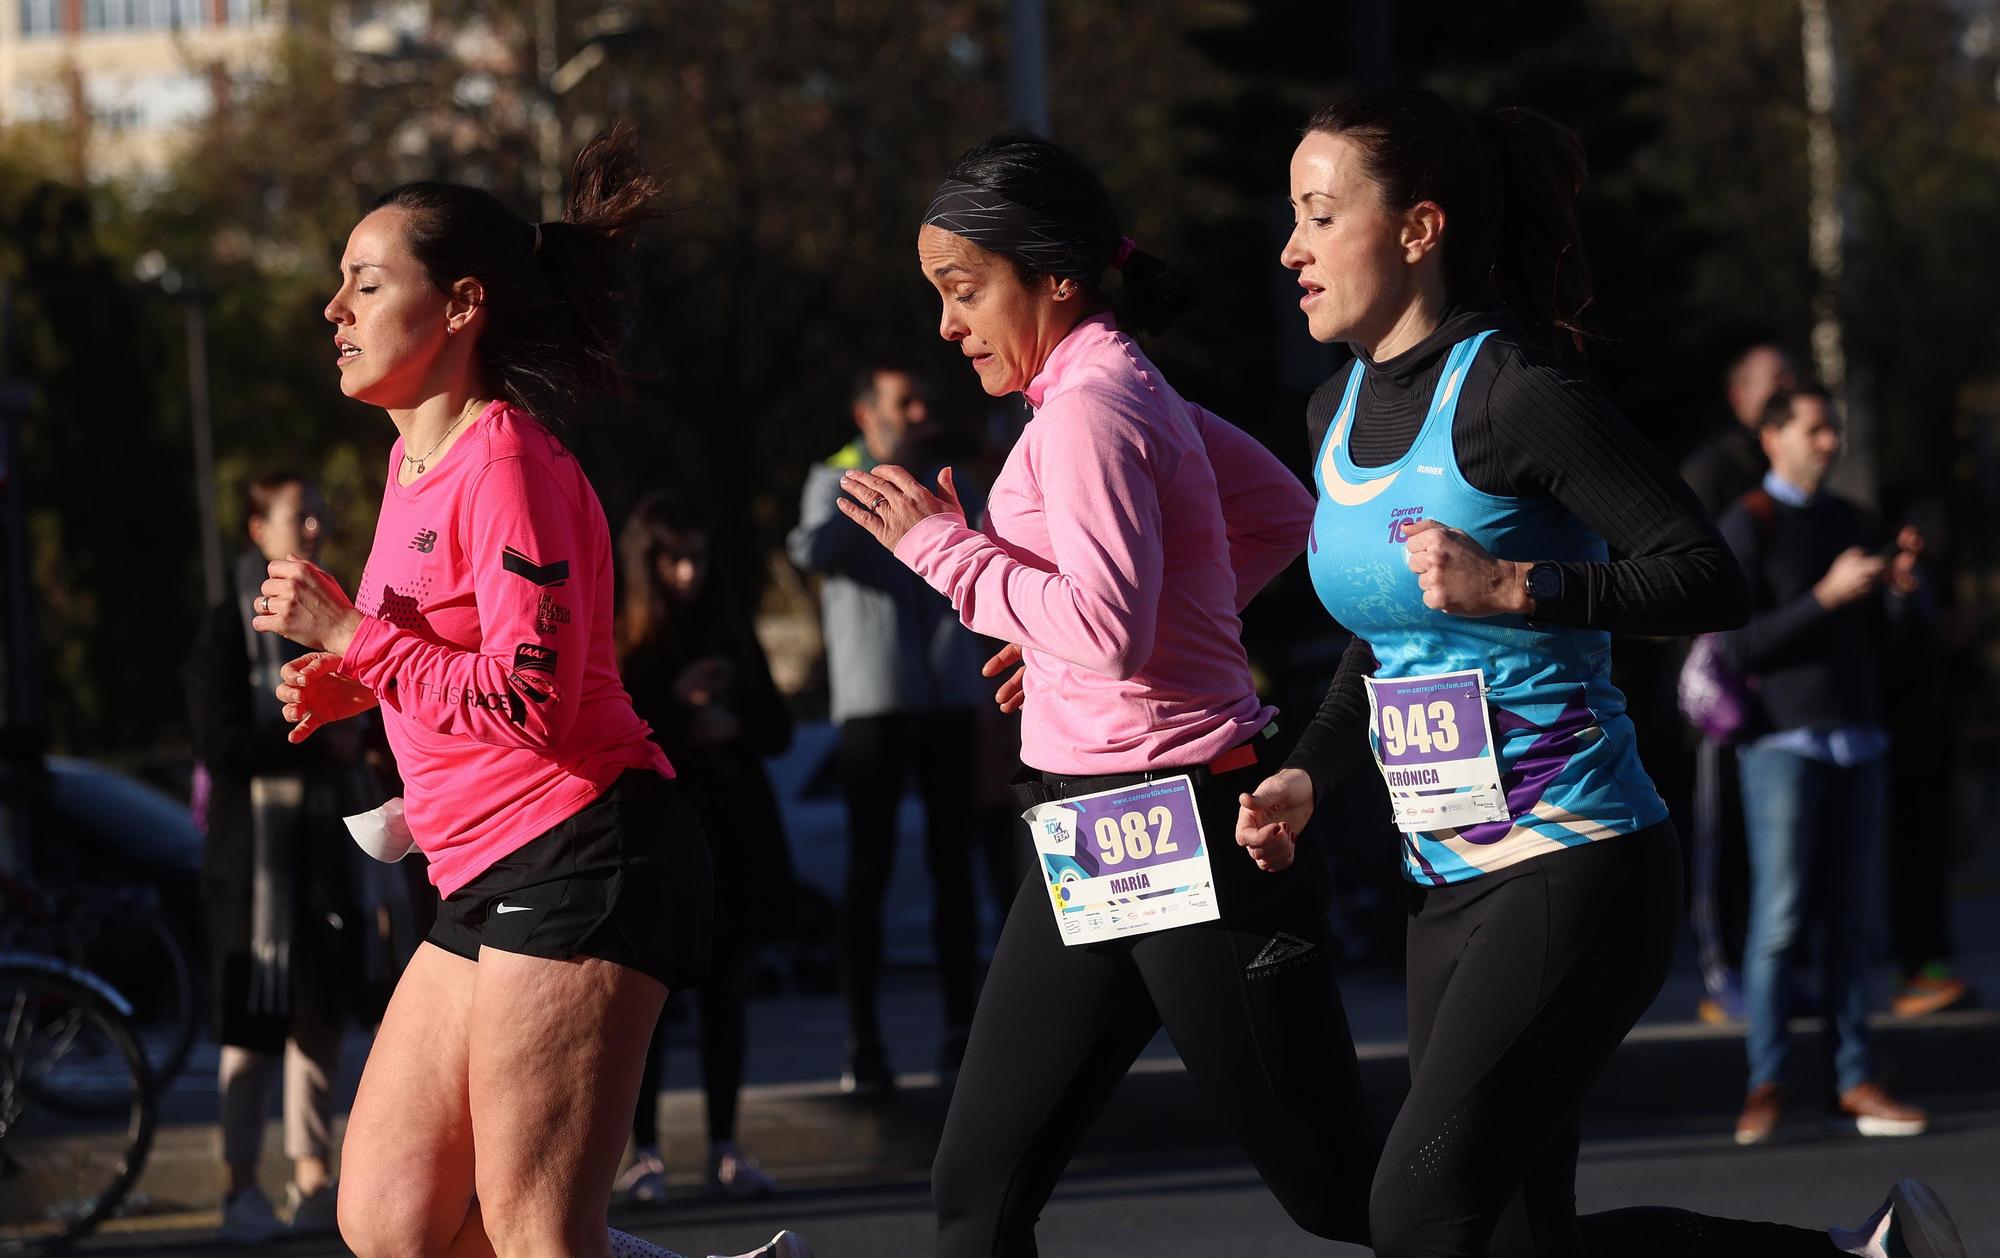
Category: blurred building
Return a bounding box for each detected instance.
[0,0,286,180]
[0,1,489,182]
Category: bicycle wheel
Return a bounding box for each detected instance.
[55,888,200,1100]
[0,957,156,1254]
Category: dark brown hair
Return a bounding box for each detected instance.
[1758,384,1835,431]
[619,490,713,656]
[1308,89,1592,351]
[939,131,1198,335]
[241,471,306,525]
[372,125,668,424]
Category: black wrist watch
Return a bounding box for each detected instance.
[1524,561,1564,623]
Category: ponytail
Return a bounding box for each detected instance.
[1475,107,1592,352]
[372,124,669,425]
[1307,89,1594,352]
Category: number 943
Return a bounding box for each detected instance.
[1380,700,1461,758]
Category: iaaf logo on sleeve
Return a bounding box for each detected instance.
[513,643,559,676]
[1388,506,1426,543]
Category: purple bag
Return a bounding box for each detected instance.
[1678,633,1756,744]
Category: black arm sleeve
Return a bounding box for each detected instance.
[1281,635,1377,804]
[1472,353,1750,635]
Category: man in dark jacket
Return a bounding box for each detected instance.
[1719,388,1928,1148]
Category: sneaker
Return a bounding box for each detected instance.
[839,1038,895,1098]
[1696,972,1745,1025]
[219,1185,286,1245]
[1836,1082,1929,1138]
[1831,1178,1967,1258]
[1734,1083,1783,1146]
[617,1148,670,1204]
[710,1231,816,1258]
[707,1141,776,1200]
[287,1180,339,1234]
[1892,971,1970,1019]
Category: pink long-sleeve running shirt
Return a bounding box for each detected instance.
[341,402,670,896]
[894,314,1314,775]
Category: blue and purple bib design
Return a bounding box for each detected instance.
[1305,333,1667,885]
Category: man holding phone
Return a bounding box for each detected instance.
[1718,386,1928,1147]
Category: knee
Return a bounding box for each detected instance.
[929,1134,984,1226]
[337,1181,437,1258]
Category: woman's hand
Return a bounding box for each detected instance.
[836,465,967,551]
[1236,767,1315,873]
[983,642,1026,714]
[255,553,363,654]
[275,652,378,743]
[1402,520,1531,618]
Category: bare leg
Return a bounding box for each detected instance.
[467,948,668,1258]
[336,943,484,1258]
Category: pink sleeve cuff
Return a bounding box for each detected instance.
[340,613,392,680]
[892,512,972,587]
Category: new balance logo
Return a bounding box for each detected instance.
[1245,932,1317,975]
[410,529,438,553]
[494,902,533,915]
[501,546,568,587]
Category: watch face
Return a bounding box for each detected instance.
[1528,566,1562,601]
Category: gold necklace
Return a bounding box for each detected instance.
[404,398,482,476]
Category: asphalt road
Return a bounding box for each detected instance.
[86,1101,2000,1256]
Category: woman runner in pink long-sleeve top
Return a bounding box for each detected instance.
[250,128,806,1258]
[838,130,1379,1258]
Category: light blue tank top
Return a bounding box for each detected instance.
[1306,332,1666,885]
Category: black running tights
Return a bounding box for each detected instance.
[1372,824,1842,1258]
[932,854,1378,1256]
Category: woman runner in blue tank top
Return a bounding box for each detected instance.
[1235,89,1965,1258]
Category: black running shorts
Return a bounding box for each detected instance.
[425,769,713,990]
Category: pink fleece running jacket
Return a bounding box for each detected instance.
[341,402,669,896]
[894,314,1314,775]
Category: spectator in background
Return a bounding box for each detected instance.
[1680,342,1796,1025]
[184,474,376,1243]
[1720,387,1930,1147]
[786,367,987,1094]
[616,490,794,1202]
[1880,492,1973,1017]
[1681,342,1797,516]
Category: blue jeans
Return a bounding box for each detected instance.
[1738,743,1887,1093]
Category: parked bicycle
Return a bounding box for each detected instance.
[0,873,197,1101]
[0,951,156,1253]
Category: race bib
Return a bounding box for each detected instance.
[1021,775,1219,946]
[1364,669,1511,830]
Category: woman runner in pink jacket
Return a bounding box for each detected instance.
[840,130,1379,1258]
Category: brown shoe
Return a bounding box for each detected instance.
[1891,974,1970,1019]
[1837,1081,1929,1138]
[1734,1083,1783,1146]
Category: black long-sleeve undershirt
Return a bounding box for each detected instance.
[1283,301,1749,804]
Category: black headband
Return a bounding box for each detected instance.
[922,178,1113,280]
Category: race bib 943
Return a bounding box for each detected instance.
[1364,669,1511,830]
